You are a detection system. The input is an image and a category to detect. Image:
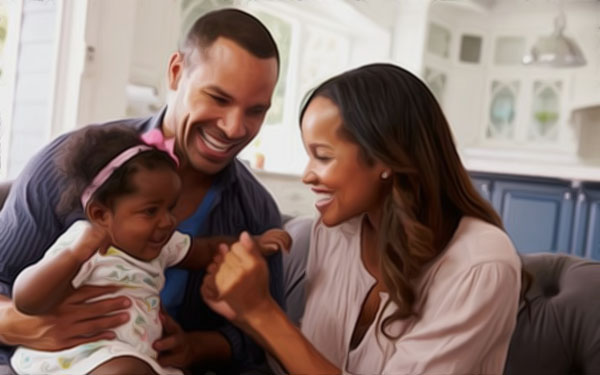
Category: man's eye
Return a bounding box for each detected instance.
[248,107,267,117]
[210,94,228,105]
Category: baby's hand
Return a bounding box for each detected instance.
[71,223,111,262]
[255,229,292,256]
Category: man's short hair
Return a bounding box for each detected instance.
[181,8,279,67]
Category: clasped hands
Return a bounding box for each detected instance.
[201,230,288,325]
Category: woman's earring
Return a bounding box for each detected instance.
[381,170,390,180]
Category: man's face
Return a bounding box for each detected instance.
[165,37,278,175]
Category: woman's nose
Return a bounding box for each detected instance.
[302,167,317,185]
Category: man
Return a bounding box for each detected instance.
[0,9,283,373]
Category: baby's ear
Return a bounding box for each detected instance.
[86,201,111,229]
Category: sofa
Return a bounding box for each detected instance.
[1,183,599,373]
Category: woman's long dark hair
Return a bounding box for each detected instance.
[300,63,504,338]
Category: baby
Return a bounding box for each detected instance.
[10,125,290,375]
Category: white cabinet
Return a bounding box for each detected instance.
[422,2,592,158]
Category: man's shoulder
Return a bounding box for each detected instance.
[215,160,281,229]
[229,159,275,202]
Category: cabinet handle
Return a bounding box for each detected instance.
[564,192,572,201]
[578,193,586,203]
[481,184,489,193]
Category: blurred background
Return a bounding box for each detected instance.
[0,1,599,242]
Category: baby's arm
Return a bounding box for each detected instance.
[12,223,109,315]
[178,229,292,270]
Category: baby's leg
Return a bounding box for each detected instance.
[90,355,158,375]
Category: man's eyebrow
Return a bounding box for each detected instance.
[205,85,233,99]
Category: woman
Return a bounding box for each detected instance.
[202,63,521,374]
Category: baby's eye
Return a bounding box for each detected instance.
[144,207,158,216]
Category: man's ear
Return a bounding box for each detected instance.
[86,201,111,229]
[168,51,184,91]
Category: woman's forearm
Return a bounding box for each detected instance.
[241,298,340,375]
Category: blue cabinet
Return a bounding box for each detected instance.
[572,184,600,259]
[469,172,600,260]
[491,180,574,254]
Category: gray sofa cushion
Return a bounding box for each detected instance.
[505,253,600,375]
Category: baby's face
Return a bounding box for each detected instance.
[104,167,181,261]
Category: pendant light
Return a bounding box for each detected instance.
[522,3,586,68]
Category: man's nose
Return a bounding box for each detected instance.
[219,109,246,139]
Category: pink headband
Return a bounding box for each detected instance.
[80,129,178,209]
[80,145,152,209]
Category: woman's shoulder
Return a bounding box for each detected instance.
[443,216,521,271]
[309,215,363,262]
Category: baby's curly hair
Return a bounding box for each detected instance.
[55,124,176,216]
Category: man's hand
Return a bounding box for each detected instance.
[154,311,231,369]
[154,311,195,369]
[0,285,129,350]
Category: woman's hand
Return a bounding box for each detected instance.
[201,232,274,326]
[0,285,130,350]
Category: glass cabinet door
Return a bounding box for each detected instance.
[487,81,519,140]
[529,81,561,142]
[424,67,447,105]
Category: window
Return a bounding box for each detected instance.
[0,0,23,178]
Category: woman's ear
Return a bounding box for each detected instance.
[376,161,393,181]
[86,201,111,229]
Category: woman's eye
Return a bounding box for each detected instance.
[315,155,332,162]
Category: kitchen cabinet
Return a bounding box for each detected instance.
[491,178,574,255]
[470,172,600,260]
[572,184,600,259]
[423,2,599,160]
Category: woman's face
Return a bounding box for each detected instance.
[301,96,388,227]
